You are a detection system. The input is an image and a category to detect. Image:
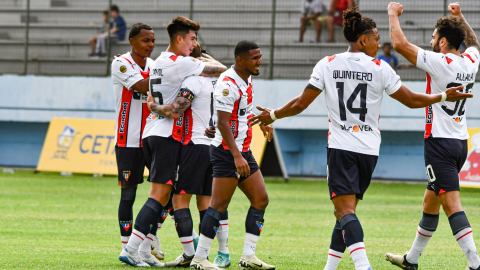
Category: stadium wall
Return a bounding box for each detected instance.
[2,74,480,180]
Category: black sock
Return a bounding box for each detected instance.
[198,209,207,232]
[175,208,194,238]
[449,211,471,235]
[134,197,163,236]
[200,207,221,239]
[245,206,265,236]
[330,220,346,252]
[340,213,363,246]
[119,187,136,236]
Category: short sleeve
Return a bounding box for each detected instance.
[381,62,402,95]
[314,0,323,13]
[111,58,144,89]
[464,47,480,73]
[308,57,327,90]
[416,48,446,77]
[181,76,202,96]
[214,80,240,113]
[177,56,206,80]
[301,1,306,14]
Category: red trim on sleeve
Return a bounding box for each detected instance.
[372,59,381,66]
[463,53,475,63]
[424,73,433,138]
[170,55,178,62]
[328,55,336,62]
[445,57,453,64]
[223,76,238,87]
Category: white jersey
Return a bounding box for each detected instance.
[177,76,217,145]
[416,47,479,140]
[211,67,254,152]
[142,52,205,140]
[309,52,402,156]
[111,52,154,148]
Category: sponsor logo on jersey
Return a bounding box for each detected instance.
[123,170,131,181]
[426,105,433,124]
[222,89,229,96]
[340,125,373,132]
[120,65,127,73]
[256,221,263,233]
[120,222,132,231]
[52,125,77,160]
[454,117,463,123]
[119,102,128,133]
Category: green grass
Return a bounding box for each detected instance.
[1,170,480,269]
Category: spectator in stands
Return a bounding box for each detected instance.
[297,0,328,43]
[377,42,413,70]
[326,0,355,42]
[88,5,126,57]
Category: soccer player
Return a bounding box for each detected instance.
[111,22,164,266]
[248,7,471,270]
[190,41,274,270]
[119,16,227,267]
[146,44,231,268]
[385,2,480,270]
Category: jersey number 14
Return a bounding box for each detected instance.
[337,82,368,122]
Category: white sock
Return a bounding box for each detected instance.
[406,226,434,264]
[194,234,214,259]
[347,242,371,270]
[126,229,145,254]
[243,233,259,256]
[324,249,343,270]
[139,233,154,258]
[157,222,163,232]
[455,228,480,269]
[121,236,129,249]
[192,228,199,239]
[180,236,195,256]
[217,219,229,254]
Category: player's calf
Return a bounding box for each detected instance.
[119,186,137,249]
[449,211,480,269]
[340,213,372,270]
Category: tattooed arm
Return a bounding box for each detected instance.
[448,3,480,51]
[388,2,419,66]
[199,61,227,77]
[147,92,192,119]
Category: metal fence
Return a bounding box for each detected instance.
[1,0,479,80]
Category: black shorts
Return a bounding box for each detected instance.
[425,138,468,195]
[176,144,213,195]
[327,148,378,200]
[142,136,181,185]
[115,146,147,186]
[210,145,259,183]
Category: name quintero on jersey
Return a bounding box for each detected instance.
[333,70,373,81]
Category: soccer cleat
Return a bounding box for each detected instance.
[165,253,194,268]
[213,251,231,268]
[385,253,418,270]
[151,236,165,261]
[467,266,480,270]
[119,248,150,267]
[190,257,222,270]
[238,254,275,270]
[139,252,165,267]
[193,236,199,251]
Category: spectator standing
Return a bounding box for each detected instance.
[327,0,355,42]
[377,42,413,70]
[297,0,327,43]
[89,5,126,57]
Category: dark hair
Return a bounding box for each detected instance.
[129,23,153,39]
[102,10,108,16]
[110,5,119,13]
[191,44,206,58]
[166,16,200,43]
[382,42,392,49]
[342,7,376,43]
[435,17,465,50]
[234,40,259,58]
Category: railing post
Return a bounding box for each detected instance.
[105,0,113,76]
[268,0,276,80]
[23,0,30,75]
[189,0,194,19]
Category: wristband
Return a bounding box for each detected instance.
[440,92,447,102]
[270,110,278,121]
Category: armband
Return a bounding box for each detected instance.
[178,88,195,101]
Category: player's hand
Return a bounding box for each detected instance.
[448,2,462,18]
[248,106,274,126]
[259,125,274,142]
[146,91,157,111]
[234,154,250,178]
[204,126,216,138]
[388,2,403,17]
[444,85,472,102]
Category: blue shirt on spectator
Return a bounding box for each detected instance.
[377,55,398,70]
[112,15,126,41]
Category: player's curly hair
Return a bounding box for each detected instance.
[167,16,200,43]
[129,23,153,39]
[435,17,465,50]
[190,43,206,58]
[342,7,376,43]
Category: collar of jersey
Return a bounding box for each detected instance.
[226,66,250,88]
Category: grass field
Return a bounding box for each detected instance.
[1,170,480,269]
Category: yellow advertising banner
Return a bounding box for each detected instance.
[37,117,268,175]
[460,128,480,188]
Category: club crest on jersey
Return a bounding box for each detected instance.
[222,89,229,96]
[123,171,131,181]
[120,65,127,73]
[256,221,263,233]
[52,125,76,160]
[120,222,132,231]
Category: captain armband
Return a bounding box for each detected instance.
[178,88,195,101]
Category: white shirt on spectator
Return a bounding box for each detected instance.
[301,0,326,17]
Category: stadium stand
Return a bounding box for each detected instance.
[1,0,479,79]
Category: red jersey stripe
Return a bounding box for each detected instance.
[242,114,253,152]
[181,107,194,145]
[424,73,433,138]
[116,87,134,147]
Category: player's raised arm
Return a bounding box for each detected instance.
[449,2,480,51]
[199,59,227,77]
[390,84,471,108]
[388,2,419,65]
